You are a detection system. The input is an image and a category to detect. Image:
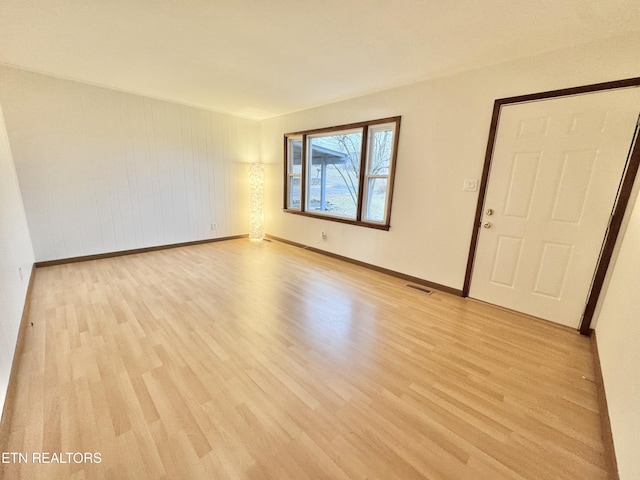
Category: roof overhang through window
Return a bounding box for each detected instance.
[291,143,347,166]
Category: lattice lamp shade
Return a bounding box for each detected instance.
[249,163,265,240]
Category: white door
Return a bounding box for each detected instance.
[470,87,640,328]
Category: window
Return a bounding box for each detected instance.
[306,128,362,219]
[284,117,400,230]
[285,136,302,210]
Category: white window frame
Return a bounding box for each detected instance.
[285,136,302,210]
[362,122,397,224]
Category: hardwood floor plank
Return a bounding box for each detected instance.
[0,239,612,479]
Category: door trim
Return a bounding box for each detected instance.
[462,77,640,335]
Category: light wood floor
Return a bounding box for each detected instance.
[0,239,609,479]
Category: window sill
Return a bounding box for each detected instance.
[282,209,390,231]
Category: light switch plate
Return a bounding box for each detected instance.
[463,179,479,192]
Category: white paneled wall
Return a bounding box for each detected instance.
[0,101,34,419]
[0,66,258,261]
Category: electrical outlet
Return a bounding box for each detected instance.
[211,223,217,230]
[321,232,327,240]
[18,267,23,281]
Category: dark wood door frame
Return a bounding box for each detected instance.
[462,77,640,335]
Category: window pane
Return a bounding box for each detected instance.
[306,131,362,219]
[364,177,388,222]
[369,128,393,175]
[289,176,301,209]
[289,139,302,174]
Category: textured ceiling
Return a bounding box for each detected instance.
[1,0,639,119]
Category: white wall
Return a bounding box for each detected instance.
[261,32,640,291]
[0,101,35,420]
[0,66,259,262]
[594,172,640,480]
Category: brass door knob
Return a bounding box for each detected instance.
[483,222,492,229]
